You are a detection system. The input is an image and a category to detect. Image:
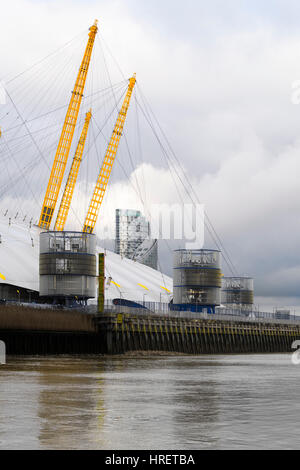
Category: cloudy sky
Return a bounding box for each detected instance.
[2,0,300,311]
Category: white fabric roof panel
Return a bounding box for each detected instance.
[0,217,173,303]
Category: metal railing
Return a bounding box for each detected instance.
[89,300,300,325]
[8,299,298,325]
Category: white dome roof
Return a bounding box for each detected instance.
[0,216,172,303]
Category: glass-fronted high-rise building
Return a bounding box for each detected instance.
[115,209,158,270]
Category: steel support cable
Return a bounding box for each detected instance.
[0,131,42,204]
[3,88,65,218]
[0,159,39,198]
[0,150,25,215]
[3,82,126,134]
[0,111,10,122]
[136,85,238,276]
[1,32,90,162]
[0,127,63,173]
[6,51,76,117]
[86,118,93,203]
[84,115,118,230]
[134,89,200,217]
[89,104,174,284]
[132,238,156,262]
[99,35,140,197]
[1,46,82,171]
[0,132,39,214]
[134,92,147,210]
[139,90,238,276]
[98,39,145,208]
[3,120,65,145]
[136,85,238,275]
[93,38,149,224]
[3,48,97,211]
[0,138,59,196]
[133,99,204,279]
[82,52,187,280]
[83,87,127,159]
[1,29,87,84]
[2,85,125,166]
[3,104,68,133]
[83,120,92,217]
[0,132,61,200]
[134,98,202,221]
[0,53,70,123]
[121,94,146,209]
[82,78,138,234]
[4,38,84,135]
[89,37,154,239]
[89,116,151,215]
[3,57,67,113]
[135,91,237,276]
[107,87,146,209]
[81,84,127,140]
[0,129,61,194]
[8,35,97,166]
[98,35,126,81]
[59,85,127,220]
[5,88,52,169]
[57,88,128,229]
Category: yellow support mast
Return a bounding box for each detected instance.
[83,74,136,234]
[54,109,92,231]
[39,20,98,230]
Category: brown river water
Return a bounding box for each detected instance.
[0,353,299,449]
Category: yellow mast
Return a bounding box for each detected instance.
[83,74,136,234]
[54,109,92,231]
[38,20,98,230]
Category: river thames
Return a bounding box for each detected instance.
[0,354,299,449]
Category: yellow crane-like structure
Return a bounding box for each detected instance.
[83,73,136,234]
[38,20,98,230]
[54,109,92,231]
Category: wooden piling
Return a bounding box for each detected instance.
[94,313,300,355]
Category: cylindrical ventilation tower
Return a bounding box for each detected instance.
[39,231,96,304]
[221,277,254,308]
[173,249,222,313]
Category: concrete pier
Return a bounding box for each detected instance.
[0,305,299,355]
